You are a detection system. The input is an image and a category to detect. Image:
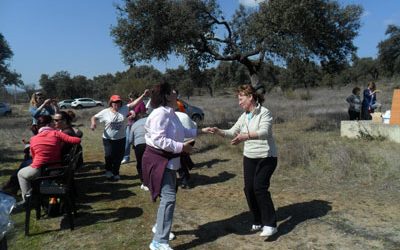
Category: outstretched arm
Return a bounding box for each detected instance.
[127,89,150,109]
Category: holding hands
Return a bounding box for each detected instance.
[202,127,249,145]
[231,133,249,145]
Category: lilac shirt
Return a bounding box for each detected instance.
[144,106,197,170]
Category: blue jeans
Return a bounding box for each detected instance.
[123,126,132,161]
[153,168,176,243]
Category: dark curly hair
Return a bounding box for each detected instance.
[36,115,53,129]
[150,81,172,108]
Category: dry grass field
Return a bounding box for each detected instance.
[1,83,399,249]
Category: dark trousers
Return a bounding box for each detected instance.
[103,138,125,176]
[361,107,372,120]
[348,109,360,120]
[133,143,146,183]
[243,156,277,227]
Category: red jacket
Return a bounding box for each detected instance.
[30,127,81,169]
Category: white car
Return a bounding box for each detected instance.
[71,98,103,109]
[58,99,75,109]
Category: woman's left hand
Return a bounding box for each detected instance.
[231,133,249,145]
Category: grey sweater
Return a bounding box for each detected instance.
[223,104,277,159]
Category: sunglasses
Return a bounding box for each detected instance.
[53,119,64,122]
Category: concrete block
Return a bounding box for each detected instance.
[341,120,400,143]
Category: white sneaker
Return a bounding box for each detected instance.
[251,224,262,231]
[152,225,176,241]
[121,159,129,164]
[259,226,277,237]
[149,240,173,250]
[141,184,149,191]
[104,171,113,178]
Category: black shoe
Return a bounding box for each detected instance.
[11,200,27,214]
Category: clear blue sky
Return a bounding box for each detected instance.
[1,0,399,86]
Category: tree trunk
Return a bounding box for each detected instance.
[205,83,213,97]
[240,58,265,95]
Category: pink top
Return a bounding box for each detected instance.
[30,127,81,169]
[133,100,146,115]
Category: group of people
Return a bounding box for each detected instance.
[346,82,381,120]
[2,91,84,207]
[136,82,278,250]
[3,82,280,250]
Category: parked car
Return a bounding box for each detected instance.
[71,98,103,109]
[0,102,12,116]
[143,97,204,122]
[179,99,204,123]
[58,99,75,109]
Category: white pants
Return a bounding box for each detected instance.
[17,166,40,200]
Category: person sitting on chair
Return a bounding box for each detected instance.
[17,115,81,204]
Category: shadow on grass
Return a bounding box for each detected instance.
[193,158,229,169]
[71,206,143,228]
[76,175,137,203]
[174,211,253,250]
[28,207,143,235]
[174,200,331,249]
[266,199,332,242]
[194,144,219,154]
[189,171,235,188]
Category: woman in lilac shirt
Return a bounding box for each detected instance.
[142,82,210,250]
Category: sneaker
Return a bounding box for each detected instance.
[259,226,277,237]
[152,225,176,241]
[149,240,173,250]
[104,171,113,178]
[141,184,149,191]
[121,158,129,164]
[251,224,262,231]
[112,175,121,181]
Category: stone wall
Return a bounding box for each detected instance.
[340,120,400,143]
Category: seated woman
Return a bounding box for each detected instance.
[54,111,83,167]
[17,115,81,203]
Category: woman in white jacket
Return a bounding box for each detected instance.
[211,84,278,238]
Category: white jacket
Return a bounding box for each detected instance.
[223,104,277,158]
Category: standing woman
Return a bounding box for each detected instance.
[29,92,59,134]
[211,84,278,237]
[90,91,148,181]
[346,87,362,120]
[122,91,147,164]
[142,82,208,250]
[361,82,381,120]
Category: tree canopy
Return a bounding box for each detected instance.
[0,33,22,86]
[111,0,362,93]
[378,25,400,76]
